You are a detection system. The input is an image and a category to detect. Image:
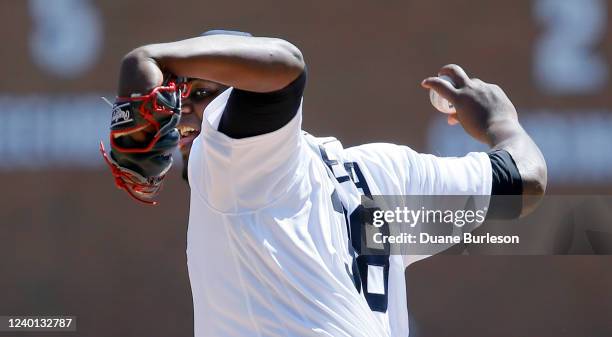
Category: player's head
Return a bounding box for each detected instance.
[177,29,253,181]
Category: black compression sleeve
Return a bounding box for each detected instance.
[488,150,523,219]
[217,69,307,139]
[490,150,523,195]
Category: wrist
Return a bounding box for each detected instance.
[485,117,523,148]
[118,48,163,96]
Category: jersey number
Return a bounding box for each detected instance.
[321,145,390,313]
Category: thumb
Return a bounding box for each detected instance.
[421,77,459,102]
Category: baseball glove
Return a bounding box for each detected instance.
[99,77,189,205]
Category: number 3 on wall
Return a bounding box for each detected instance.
[28,0,102,78]
[534,0,608,94]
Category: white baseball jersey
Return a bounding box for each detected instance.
[186,88,492,336]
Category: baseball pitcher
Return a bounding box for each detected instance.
[101,30,547,336]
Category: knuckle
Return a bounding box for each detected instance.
[443,63,460,70]
[441,64,461,74]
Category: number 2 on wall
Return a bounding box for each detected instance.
[534,0,608,94]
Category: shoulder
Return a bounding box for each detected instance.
[343,143,417,194]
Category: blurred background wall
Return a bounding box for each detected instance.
[1,0,611,336]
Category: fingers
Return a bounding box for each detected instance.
[438,64,469,88]
[447,114,459,125]
[421,77,459,102]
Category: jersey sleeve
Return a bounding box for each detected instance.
[403,147,493,196]
[344,143,493,196]
[187,77,306,213]
[345,143,493,265]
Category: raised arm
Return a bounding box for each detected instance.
[118,34,305,95]
[422,64,547,216]
[101,33,306,204]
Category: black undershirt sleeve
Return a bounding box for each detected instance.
[487,149,523,219]
[217,69,307,139]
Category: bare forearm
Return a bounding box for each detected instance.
[118,35,304,96]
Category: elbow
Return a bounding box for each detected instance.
[247,38,305,92]
[274,38,304,70]
[269,38,305,81]
[533,168,547,197]
[527,154,548,197]
[520,156,548,217]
